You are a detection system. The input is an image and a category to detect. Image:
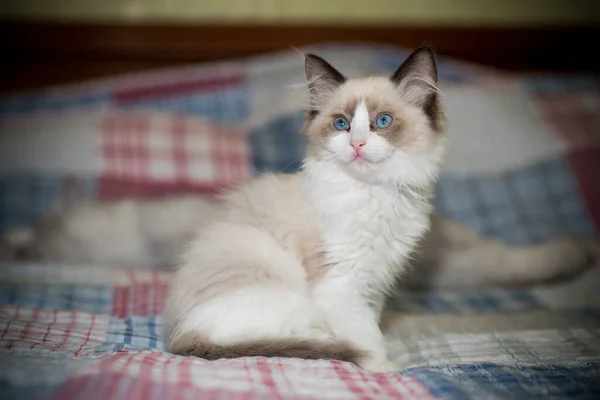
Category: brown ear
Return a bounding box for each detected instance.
[305,54,346,108]
[390,46,439,108]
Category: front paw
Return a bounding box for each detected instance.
[359,357,397,373]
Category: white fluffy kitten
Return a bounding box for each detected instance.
[162,47,447,372]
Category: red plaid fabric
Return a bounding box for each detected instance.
[0,264,436,399]
[533,91,600,149]
[98,113,251,199]
[49,351,435,400]
[568,147,600,230]
[113,75,243,104]
[111,280,168,319]
[0,305,108,356]
[532,90,600,229]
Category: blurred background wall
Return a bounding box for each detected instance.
[2,0,599,26]
[1,1,598,93]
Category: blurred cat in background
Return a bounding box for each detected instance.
[2,165,596,290]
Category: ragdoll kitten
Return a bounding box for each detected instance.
[162,47,447,372]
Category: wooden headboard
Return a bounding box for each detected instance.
[2,21,599,93]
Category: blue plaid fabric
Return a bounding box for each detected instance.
[104,316,165,352]
[434,157,597,245]
[0,282,112,315]
[0,354,78,400]
[386,290,541,314]
[250,112,307,174]
[0,172,97,233]
[405,363,600,400]
[0,93,110,115]
[121,87,251,124]
[0,81,249,126]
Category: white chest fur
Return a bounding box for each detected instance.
[303,162,432,297]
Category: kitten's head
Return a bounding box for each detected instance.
[302,46,446,186]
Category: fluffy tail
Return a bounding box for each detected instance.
[408,216,599,289]
[170,332,365,364]
[412,238,599,289]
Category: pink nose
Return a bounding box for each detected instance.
[350,140,366,152]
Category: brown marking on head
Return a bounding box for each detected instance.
[364,90,444,155]
[302,46,445,159]
[390,46,443,131]
[422,93,444,132]
[304,53,346,108]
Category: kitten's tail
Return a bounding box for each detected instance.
[170,332,365,364]
[406,215,599,289]
[411,236,599,289]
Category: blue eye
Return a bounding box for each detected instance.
[375,114,393,128]
[333,117,349,130]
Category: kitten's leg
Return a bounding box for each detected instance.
[312,282,394,372]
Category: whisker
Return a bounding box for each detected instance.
[398,73,444,97]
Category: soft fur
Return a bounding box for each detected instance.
[159,47,448,372]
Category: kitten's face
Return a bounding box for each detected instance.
[302,47,446,186]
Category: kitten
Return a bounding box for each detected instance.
[161,47,447,372]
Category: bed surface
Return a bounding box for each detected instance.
[1,44,599,399]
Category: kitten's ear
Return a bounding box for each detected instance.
[390,46,439,108]
[305,54,346,108]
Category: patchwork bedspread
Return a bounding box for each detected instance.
[0,44,599,399]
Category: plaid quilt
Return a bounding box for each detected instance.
[1,44,599,399]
